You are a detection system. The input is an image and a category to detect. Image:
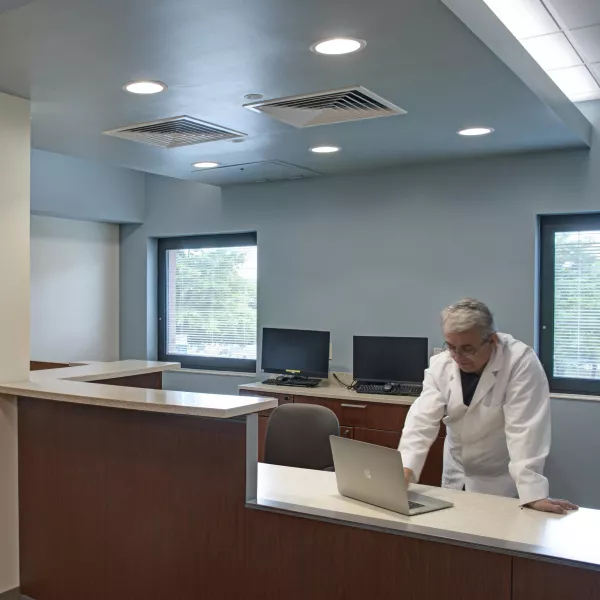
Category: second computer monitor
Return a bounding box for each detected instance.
[262,328,330,379]
[353,336,428,383]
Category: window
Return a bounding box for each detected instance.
[158,233,257,372]
[539,214,600,394]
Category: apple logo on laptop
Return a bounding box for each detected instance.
[364,468,372,480]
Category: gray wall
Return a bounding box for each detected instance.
[31,149,145,223]
[119,102,600,507]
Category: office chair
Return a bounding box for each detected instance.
[264,403,340,471]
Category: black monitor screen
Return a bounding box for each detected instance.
[353,336,428,383]
[261,328,330,378]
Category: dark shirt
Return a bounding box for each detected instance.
[460,370,481,407]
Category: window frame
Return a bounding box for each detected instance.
[157,232,258,373]
[539,213,600,394]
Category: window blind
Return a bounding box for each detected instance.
[553,230,600,380]
[164,245,257,362]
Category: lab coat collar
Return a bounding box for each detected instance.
[448,339,504,410]
[469,341,504,410]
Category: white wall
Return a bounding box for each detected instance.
[30,215,120,363]
[0,92,30,595]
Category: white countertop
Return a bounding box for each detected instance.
[254,464,600,570]
[0,360,277,419]
[240,381,417,406]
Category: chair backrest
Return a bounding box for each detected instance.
[264,403,340,470]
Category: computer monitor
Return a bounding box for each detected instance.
[261,328,330,379]
[353,336,428,383]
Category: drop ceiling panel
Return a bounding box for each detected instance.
[548,65,600,100]
[547,0,600,30]
[520,32,583,70]
[590,62,600,79]
[570,24,600,63]
[483,0,559,39]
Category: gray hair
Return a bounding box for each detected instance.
[441,298,496,339]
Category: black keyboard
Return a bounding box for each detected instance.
[354,382,422,396]
[408,501,425,510]
[262,378,321,388]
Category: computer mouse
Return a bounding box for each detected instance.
[383,383,394,392]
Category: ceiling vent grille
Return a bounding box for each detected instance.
[244,86,406,128]
[103,116,246,148]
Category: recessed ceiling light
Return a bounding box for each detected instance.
[193,161,220,169]
[310,146,340,153]
[244,93,264,100]
[311,38,366,55]
[457,127,494,136]
[123,81,167,94]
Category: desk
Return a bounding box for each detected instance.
[248,464,600,599]
[10,364,600,600]
[240,380,446,486]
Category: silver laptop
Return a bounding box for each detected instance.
[330,436,453,516]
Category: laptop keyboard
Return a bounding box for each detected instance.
[408,501,425,510]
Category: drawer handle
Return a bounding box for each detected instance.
[341,404,367,409]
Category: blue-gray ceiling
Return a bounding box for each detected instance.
[0,0,592,185]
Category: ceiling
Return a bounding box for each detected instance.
[0,0,593,185]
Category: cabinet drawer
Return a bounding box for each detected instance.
[294,396,340,415]
[340,426,354,439]
[294,396,409,431]
[354,428,400,449]
[238,390,293,416]
[338,401,409,431]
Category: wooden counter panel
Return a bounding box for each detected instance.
[29,361,70,371]
[93,371,163,389]
[18,397,247,600]
[513,557,600,600]
[245,509,512,600]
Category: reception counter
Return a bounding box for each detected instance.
[6,361,600,600]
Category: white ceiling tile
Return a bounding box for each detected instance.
[548,65,600,99]
[590,62,600,78]
[546,0,600,29]
[521,32,583,69]
[483,0,559,39]
[569,24,600,62]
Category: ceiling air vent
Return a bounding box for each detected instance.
[244,86,406,128]
[103,116,246,148]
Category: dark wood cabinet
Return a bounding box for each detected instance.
[294,395,340,415]
[512,557,600,600]
[242,388,444,485]
[420,436,445,486]
[354,427,400,449]
[340,426,354,439]
[339,401,409,431]
[239,389,293,416]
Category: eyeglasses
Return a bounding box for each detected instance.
[443,338,490,358]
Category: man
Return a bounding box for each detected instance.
[399,298,577,514]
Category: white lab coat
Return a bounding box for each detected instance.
[399,333,550,505]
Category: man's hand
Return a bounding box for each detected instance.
[404,468,414,486]
[526,498,579,514]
